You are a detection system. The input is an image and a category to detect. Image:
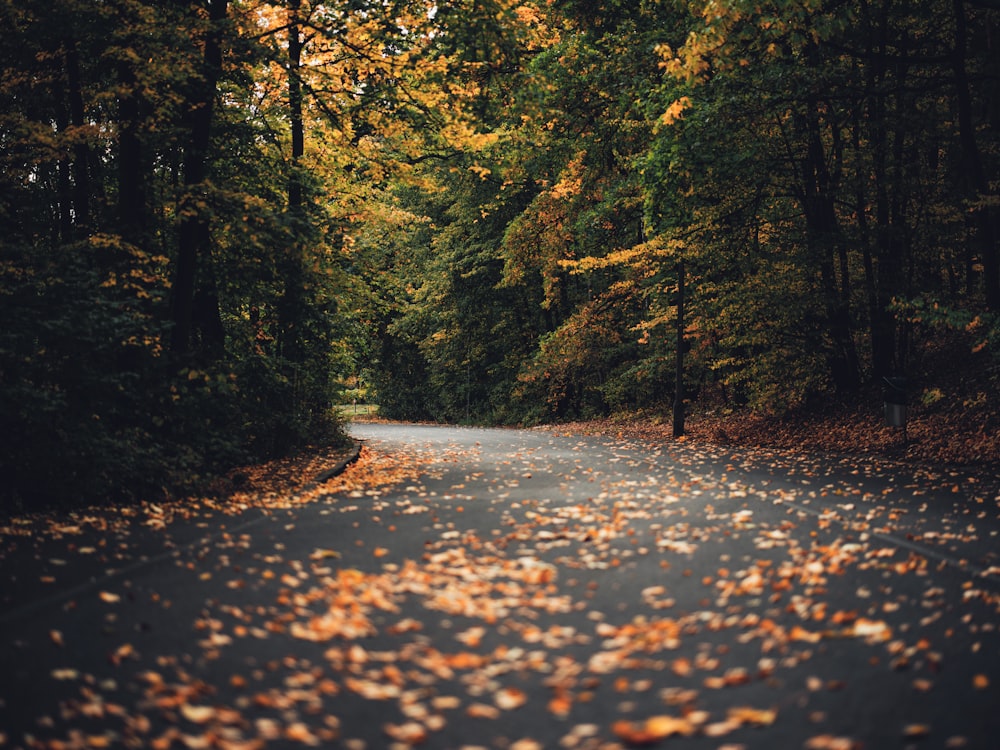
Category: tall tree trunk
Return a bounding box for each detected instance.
[117,61,146,247]
[672,260,685,438]
[279,0,305,364]
[801,95,860,393]
[56,104,73,243]
[288,0,304,212]
[64,38,89,235]
[858,0,902,380]
[171,0,228,358]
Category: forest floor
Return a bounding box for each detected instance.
[559,395,999,470]
[560,339,1000,471]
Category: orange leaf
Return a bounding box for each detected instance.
[671,657,692,677]
[109,643,136,666]
[790,625,822,643]
[613,715,695,746]
[728,706,777,726]
[851,618,892,642]
[383,722,427,743]
[180,705,215,725]
[467,703,501,719]
[285,722,319,745]
[495,687,527,710]
[548,693,572,718]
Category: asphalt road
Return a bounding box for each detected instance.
[2,423,999,749]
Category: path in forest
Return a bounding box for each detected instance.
[1,423,999,749]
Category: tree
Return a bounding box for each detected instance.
[643,0,998,406]
[170,0,229,359]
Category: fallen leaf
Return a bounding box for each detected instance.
[728,706,777,726]
[387,617,423,634]
[109,643,137,665]
[613,715,696,745]
[548,693,572,718]
[180,705,216,725]
[467,703,501,719]
[285,722,320,745]
[495,687,528,710]
[671,657,692,677]
[383,722,427,744]
[790,625,822,643]
[851,618,892,642]
[309,548,341,560]
[723,667,751,686]
[804,736,861,750]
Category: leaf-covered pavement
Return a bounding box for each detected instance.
[1,424,999,749]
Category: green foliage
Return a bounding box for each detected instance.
[892,297,1000,360]
[6,0,998,508]
[358,0,1000,425]
[513,282,652,422]
[0,231,245,507]
[0,0,352,510]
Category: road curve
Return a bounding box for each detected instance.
[1,422,998,749]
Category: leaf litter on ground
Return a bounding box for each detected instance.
[3,424,1000,749]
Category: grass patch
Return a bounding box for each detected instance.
[337,403,380,419]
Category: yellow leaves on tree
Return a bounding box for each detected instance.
[661,96,692,126]
[501,153,586,298]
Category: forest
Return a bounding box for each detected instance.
[1,0,998,508]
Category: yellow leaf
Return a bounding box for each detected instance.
[467,702,501,719]
[661,96,692,125]
[495,686,527,710]
[180,705,216,725]
[851,618,892,642]
[728,706,777,726]
[309,548,341,560]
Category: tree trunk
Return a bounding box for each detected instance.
[279,0,306,364]
[171,0,228,358]
[672,261,685,438]
[117,61,146,247]
[288,0,304,211]
[56,104,73,243]
[64,38,89,235]
[857,0,902,380]
[801,95,860,393]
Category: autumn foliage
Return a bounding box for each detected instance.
[2,0,999,508]
[357,0,1000,448]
